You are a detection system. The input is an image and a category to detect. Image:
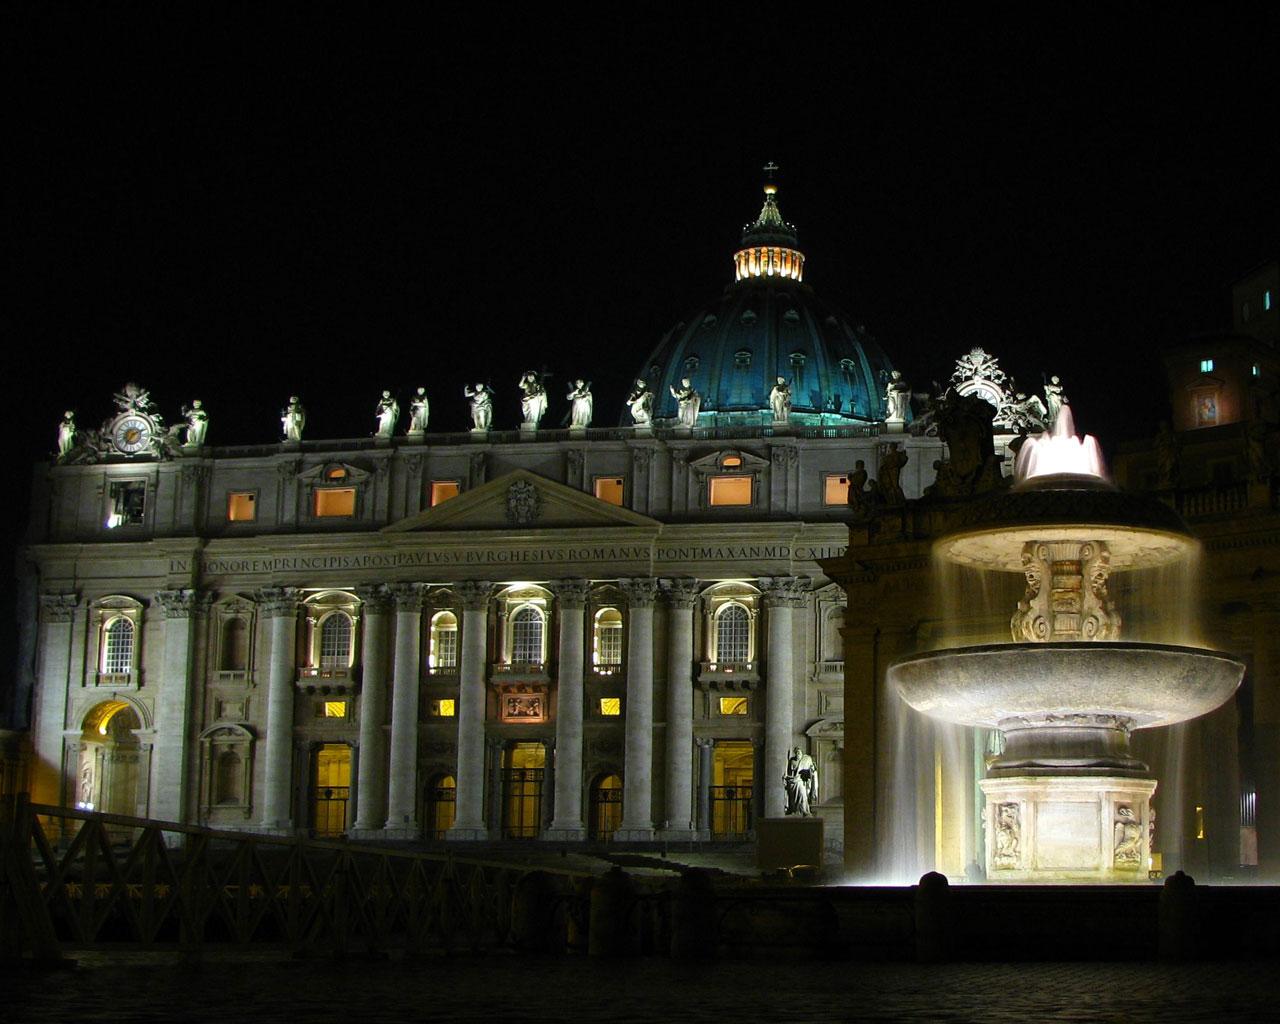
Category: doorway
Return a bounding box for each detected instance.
[711,740,754,839]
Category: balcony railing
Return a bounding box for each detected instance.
[296,665,359,694]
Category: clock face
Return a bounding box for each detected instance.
[113,415,153,454]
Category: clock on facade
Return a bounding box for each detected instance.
[110,414,155,455]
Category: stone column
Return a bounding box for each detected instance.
[760,577,806,819]
[660,578,700,839]
[32,592,78,806]
[616,577,658,840]
[448,581,492,840]
[384,583,425,837]
[548,579,590,840]
[259,587,299,831]
[696,736,714,837]
[352,585,391,834]
[151,589,208,824]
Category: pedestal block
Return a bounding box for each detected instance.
[980,775,1157,883]
[756,816,824,871]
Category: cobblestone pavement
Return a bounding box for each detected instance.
[8,952,1278,1023]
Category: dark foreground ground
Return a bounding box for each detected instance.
[7,951,1278,1024]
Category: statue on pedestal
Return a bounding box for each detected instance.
[180,400,208,447]
[281,396,306,442]
[627,379,654,426]
[783,746,819,817]
[768,376,792,423]
[465,383,494,431]
[884,369,911,425]
[1155,421,1180,488]
[407,387,429,434]
[847,459,870,511]
[374,390,399,438]
[670,377,701,428]
[567,379,593,429]
[57,411,76,458]
[1043,374,1067,428]
[877,443,908,506]
[518,371,548,429]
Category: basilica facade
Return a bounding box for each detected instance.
[22,180,948,856]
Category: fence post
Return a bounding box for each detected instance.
[0,793,64,966]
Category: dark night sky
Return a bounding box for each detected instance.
[10,8,1280,462]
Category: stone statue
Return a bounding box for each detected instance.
[923,391,1005,499]
[847,459,870,511]
[465,383,494,431]
[281,396,306,442]
[1043,374,1067,428]
[180,400,208,447]
[518,371,548,429]
[57,411,76,458]
[783,746,819,817]
[1155,421,1180,488]
[877,443,908,506]
[567,379,593,429]
[670,377,701,428]
[884,369,911,425]
[407,387,429,435]
[627,379,654,426]
[374,390,399,438]
[1244,420,1271,482]
[768,376,792,424]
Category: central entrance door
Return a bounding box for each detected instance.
[711,740,755,839]
[311,743,351,837]
[501,742,545,839]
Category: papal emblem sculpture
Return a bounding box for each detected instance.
[505,480,542,526]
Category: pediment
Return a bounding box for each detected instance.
[383,469,661,533]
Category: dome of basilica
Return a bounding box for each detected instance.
[629,176,896,426]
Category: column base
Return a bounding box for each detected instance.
[613,827,656,842]
[248,823,298,837]
[545,825,587,842]
[348,826,390,841]
[380,823,422,841]
[446,825,491,841]
[658,827,698,842]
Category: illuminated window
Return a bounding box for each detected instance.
[1199,358,1214,373]
[824,474,851,506]
[1253,364,1262,378]
[593,607,623,669]
[1266,290,1273,312]
[709,475,752,506]
[321,700,348,718]
[430,699,456,717]
[722,455,742,468]
[430,480,460,506]
[227,492,257,522]
[106,481,146,528]
[326,466,348,481]
[314,487,356,517]
[1195,804,1205,840]
[594,476,625,506]
[428,611,458,671]
[319,613,353,668]
[719,696,749,716]
[101,617,134,674]
[715,603,751,662]
[510,606,545,664]
[600,697,621,716]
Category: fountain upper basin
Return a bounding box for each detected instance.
[888,642,1243,730]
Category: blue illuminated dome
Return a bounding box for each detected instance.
[629,176,895,426]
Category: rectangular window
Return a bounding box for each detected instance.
[1200,358,1215,373]
[314,487,356,517]
[430,480,460,506]
[1266,290,1273,312]
[106,481,146,528]
[320,700,348,719]
[1253,364,1262,378]
[430,699,456,717]
[709,475,753,507]
[594,476,625,506]
[824,474,851,506]
[599,697,621,716]
[719,696,749,716]
[227,491,257,522]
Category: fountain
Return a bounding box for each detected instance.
[888,409,1244,882]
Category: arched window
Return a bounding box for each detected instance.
[214,750,242,804]
[428,611,458,671]
[220,617,248,671]
[715,603,751,663]
[510,606,544,665]
[102,617,135,675]
[319,612,353,669]
[593,607,623,670]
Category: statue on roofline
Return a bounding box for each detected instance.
[768,376,792,424]
[407,387,429,434]
[465,383,494,431]
[281,396,306,442]
[628,379,654,426]
[518,370,548,429]
[374,390,399,438]
[567,379,593,429]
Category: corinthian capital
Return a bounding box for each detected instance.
[619,577,659,608]
[455,581,494,611]
[659,578,701,609]
[258,586,300,618]
[155,589,200,619]
[39,591,79,623]
[758,576,809,607]
[549,578,591,609]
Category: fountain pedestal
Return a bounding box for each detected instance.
[981,776,1156,883]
